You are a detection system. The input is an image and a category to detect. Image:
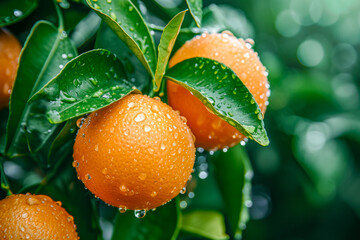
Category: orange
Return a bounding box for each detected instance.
[73,94,195,211]
[167,32,269,150]
[0,28,21,109]
[0,193,79,240]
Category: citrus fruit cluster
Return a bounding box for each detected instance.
[0,193,79,240]
[167,32,269,150]
[0,28,21,109]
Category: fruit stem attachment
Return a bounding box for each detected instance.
[0,156,13,196]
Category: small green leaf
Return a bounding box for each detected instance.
[30,49,139,124]
[5,21,77,158]
[213,145,252,238]
[95,21,150,92]
[86,0,157,78]
[186,0,203,28]
[181,210,229,240]
[153,10,187,92]
[112,198,181,240]
[0,0,38,27]
[165,57,269,146]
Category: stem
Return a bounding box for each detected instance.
[53,0,65,30]
[0,157,12,196]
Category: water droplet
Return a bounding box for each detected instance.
[250,98,255,104]
[119,206,127,213]
[25,234,30,239]
[14,9,23,17]
[110,12,117,21]
[67,216,74,222]
[138,173,147,180]
[60,90,76,103]
[72,161,79,168]
[56,201,62,206]
[129,5,134,12]
[151,105,159,112]
[85,173,91,180]
[21,213,28,218]
[27,197,39,206]
[134,113,146,122]
[150,191,157,197]
[94,144,99,151]
[107,0,112,3]
[257,112,263,120]
[73,78,81,87]
[134,209,146,218]
[120,185,128,192]
[76,117,86,128]
[188,192,195,198]
[89,77,98,86]
[144,125,151,132]
[180,200,187,209]
[160,143,166,150]
[180,187,186,194]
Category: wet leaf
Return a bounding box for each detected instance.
[181,210,229,240]
[186,0,202,28]
[86,0,157,78]
[112,198,181,240]
[95,21,150,92]
[5,21,77,158]
[30,49,140,124]
[213,145,252,238]
[153,10,186,91]
[0,0,38,27]
[165,57,269,146]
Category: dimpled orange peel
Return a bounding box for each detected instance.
[73,94,196,213]
[167,31,270,150]
[0,193,79,240]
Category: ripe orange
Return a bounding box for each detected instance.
[0,28,21,109]
[0,193,79,240]
[167,32,269,150]
[73,94,195,211]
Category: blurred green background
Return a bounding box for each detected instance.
[224,0,360,239]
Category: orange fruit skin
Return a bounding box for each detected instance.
[167,32,269,150]
[0,193,79,240]
[0,28,21,109]
[73,94,195,211]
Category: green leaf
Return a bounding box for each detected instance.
[30,49,140,124]
[95,21,150,92]
[86,0,157,78]
[71,11,102,48]
[181,210,229,240]
[213,145,252,238]
[5,21,77,158]
[153,10,187,92]
[111,198,181,240]
[186,0,203,28]
[0,0,38,27]
[201,4,254,38]
[165,57,269,146]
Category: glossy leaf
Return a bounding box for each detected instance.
[186,0,203,28]
[201,4,254,38]
[95,21,150,92]
[86,0,157,78]
[30,49,139,124]
[165,57,269,146]
[213,145,252,238]
[71,11,102,48]
[0,0,38,27]
[5,21,77,158]
[181,210,229,240]
[153,10,186,92]
[112,198,181,240]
